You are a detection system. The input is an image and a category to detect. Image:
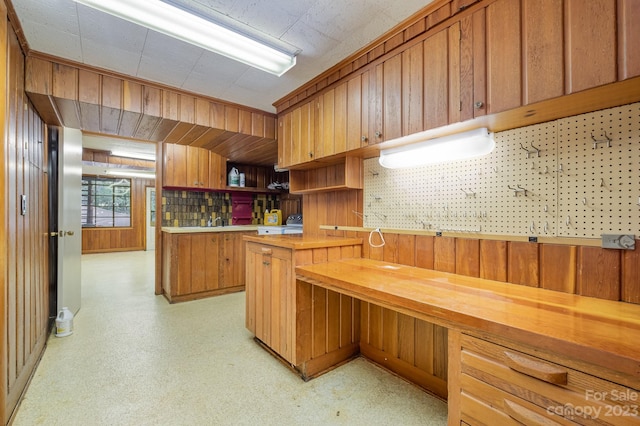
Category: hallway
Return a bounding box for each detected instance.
[12,251,447,425]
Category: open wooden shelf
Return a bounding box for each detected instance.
[289,156,363,194]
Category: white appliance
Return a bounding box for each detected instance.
[257,214,303,235]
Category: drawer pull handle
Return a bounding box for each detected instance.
[504,399,562,426]
[504,351,567,385]
[261,248,272,254]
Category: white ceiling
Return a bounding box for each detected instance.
[11,0,435,113]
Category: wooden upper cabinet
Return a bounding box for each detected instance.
[319,87,335,158]
[277,110,292,169]
[368,63,384,145]
[208,150,226,190]
[486,0,522,114]
[163,143,187,187]
[383,54,403,142]
[448,7,486,124]
[347,73,366,150]
[618,0,640,80]
[278,100,315,168]
[186,145,206,188]
[565,0,617,94]
[402,42,424,135]
[424,29,450,130]
[522,0,564,104]
[164,143,223,189]
[297,101,315,164]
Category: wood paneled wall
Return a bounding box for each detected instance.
[302,187,640,395]
[305,190,640,304]
[81,177,154,253]
[2,4,50,422]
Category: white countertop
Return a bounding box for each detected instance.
[161,225,259,234]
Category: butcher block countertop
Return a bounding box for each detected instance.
[243,234,362,250]
[295,258,640,381]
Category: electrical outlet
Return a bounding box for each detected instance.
[601,234,635,250]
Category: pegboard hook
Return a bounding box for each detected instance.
[508,185,528,197]
[461,188,476,198]
[520,142,540,158]
[591,131,612,149]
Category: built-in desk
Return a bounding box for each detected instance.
[296,258,640,426]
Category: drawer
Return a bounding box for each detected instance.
[460,334,640,426]
[247,242,292,260]
[461,374,579,425]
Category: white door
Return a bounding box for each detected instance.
[146,187,156,250]
[57,127,82,314]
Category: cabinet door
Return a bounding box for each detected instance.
[198,148,210,188]
[219,232,248,288]
[186,145,201,188]
[402,42,424,135]
[486,0,522,114]
[333,81,347,154]
[246,245,266,338]
[204,234,220,291]
[424,29,450,130]
[245,243,294,362]
[176,234,192,296]
[277,111,293,169]
[163,143,187,187]
[459,9,486,120]
[565,0,616,94]
[368,63,384,144]
[319,87,335,158]
[266,250,293,362]
[190,234,207,293]
[522,0,564,104]
[618,0,640,80]
[207,150,225,190]
[295,101,315,164]
[383,54,403,141]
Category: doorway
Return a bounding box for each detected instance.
[146,186,156,251]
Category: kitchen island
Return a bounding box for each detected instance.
[161,225,259,303]
[243,234,364,379]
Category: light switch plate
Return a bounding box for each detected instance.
[601,234,635,250]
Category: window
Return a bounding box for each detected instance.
[82,177,131,227]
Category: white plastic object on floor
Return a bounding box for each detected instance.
[55,307,74,337]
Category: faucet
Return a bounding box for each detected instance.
[208,216,222,227]
[214,216,222,227]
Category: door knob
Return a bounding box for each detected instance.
[66,231,75,236]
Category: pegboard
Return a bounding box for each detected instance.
[363,102,640,238]
[557,103,640,238]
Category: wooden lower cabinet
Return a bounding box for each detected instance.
[245,239,362,379]
[162,231,253,303]
[449,331,640,425]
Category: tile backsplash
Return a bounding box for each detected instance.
[162,190,280,227]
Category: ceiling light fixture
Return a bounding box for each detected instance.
[72,0,297,76]
[110,150,156,162]
[107,170,156,179]
[378,128,495,169]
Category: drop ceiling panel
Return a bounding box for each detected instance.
[80,38,142,77]
[12,0,435,113]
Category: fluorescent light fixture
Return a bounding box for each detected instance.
[72,0,296,76]
[379,128,495,169]
[107,170,156,179]
[110,150,156,162]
